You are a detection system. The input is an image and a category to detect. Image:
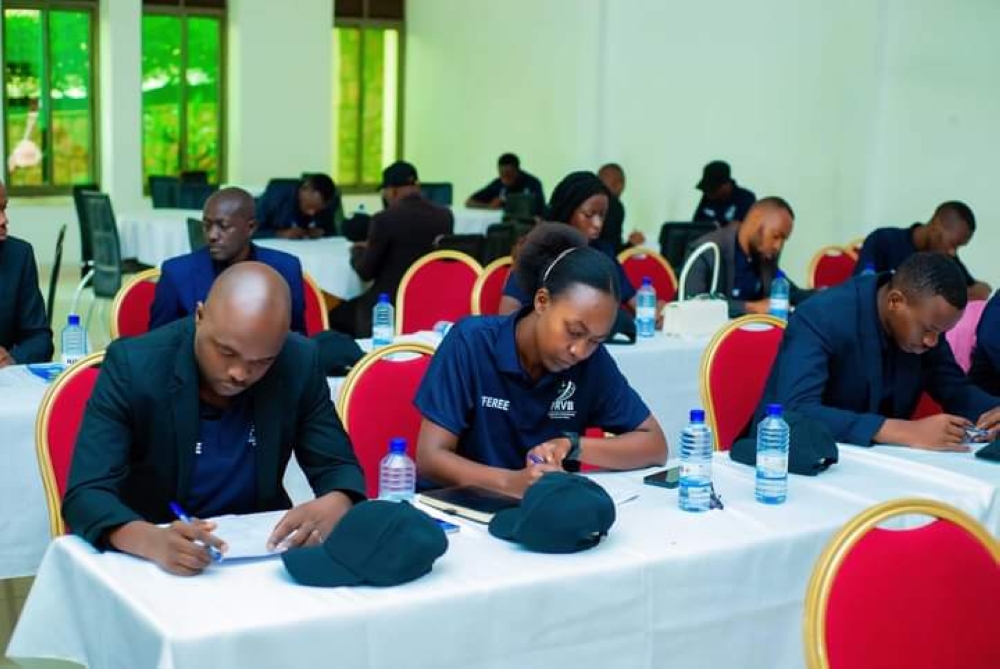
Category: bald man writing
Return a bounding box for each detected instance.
[63,263,365,576]
[149,186,308,335]
[682,196,813,317]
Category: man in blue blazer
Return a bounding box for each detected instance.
[0,181,53,366]
[758,252,1000,450]
[149,187,307,335]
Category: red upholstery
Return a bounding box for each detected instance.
[702,318,785,450]
[114,280,158,338]
[397,254,480,333]
[619,249,678,302]
[341,349,434,498]
[825,519,1000,669]
[809,247,857,289]
[302,277,327,336]
[474,260,512,315]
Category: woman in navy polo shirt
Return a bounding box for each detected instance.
[414,223,668,497]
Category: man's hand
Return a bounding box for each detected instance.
[904,414,972,452]
[504,461,562,498]
[111,519,227,577]
[627,230,646,246]
[267,491,353,551]
[306,226,325,239]
[275,227,307,240]
[976,407,1000,438]
[487,197,503,209]
[0,346,12,368]
[526,437,572,466]
[744,299,771,315]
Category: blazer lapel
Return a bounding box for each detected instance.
[169,321,201,500]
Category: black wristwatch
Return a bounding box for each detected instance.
[562,431,582,472]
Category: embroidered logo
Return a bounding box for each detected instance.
[548,380,577,420]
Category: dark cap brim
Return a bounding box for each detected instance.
[487,507,522,541]
[281,543,364,587]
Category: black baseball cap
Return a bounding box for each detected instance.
[281,501,448,587]
[488,472,616,553]
[731,409,839,476]
[378,160,419,189]
[697,160,732,191]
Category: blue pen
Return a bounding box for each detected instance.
[169,501,224,563]
[528,453,545,465]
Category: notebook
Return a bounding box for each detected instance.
[416,486,520,523]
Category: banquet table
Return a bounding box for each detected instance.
[450,206,502,236]
[8,446,996,669]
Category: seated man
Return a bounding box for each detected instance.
[255,173,343,239]
[692,160,756,226]
[0,180,53,366]
[329,161,453,338]
[150,187,307,335]
[597,162,644,252]
[759,252,1000,450]
[63,263,366,576]
[969,291,1000,395]
[854,200,991,300]
[682,197,811,317]
[465,152,545,216]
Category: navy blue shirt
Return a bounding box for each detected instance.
[470,171,545,215]
[854,224,977,286]
[731,245,763,301]
[502,239,638,306]
[693,184,756,225]
[414,311,650,471]
[187,394,257,518]
[970,291,1000,395]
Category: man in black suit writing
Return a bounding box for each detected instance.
[63,262,365,576]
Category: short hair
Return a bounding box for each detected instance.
[498,153,520,170]
[755,195,795,220]
[934,200,976,234]
[514,222,620,303]
[598,162,624,178]
[891,251,967,310]
[302,173,336,203]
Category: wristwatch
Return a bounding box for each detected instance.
[562,431,582,472]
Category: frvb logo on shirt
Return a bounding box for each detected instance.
[548,381,577,420]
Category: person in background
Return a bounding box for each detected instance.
[328,161,453,338]
[597,162,645,252]
[465,153,545,216]
[759,252,1000,450]
[414,223,667,497]
[0,180,53,366]
[150,187,307,335]
[854,201,991,301]
[968,290,1000,395]
[692,160,756,226]
[683,197,811,317]
[63,263,366,576]
[256,173,343,239]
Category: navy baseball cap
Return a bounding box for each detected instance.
[697,160,732,191]
[282,501,448,587]
[488,472,616,553]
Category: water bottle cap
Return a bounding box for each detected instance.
[378,293,390,304]
[776,270,786,279]
[864,262,874,270]
[766,403,783,417]
[689,409,705,423]
[389,437,407,454]
[642,276,652,286]
[67,314,81,326]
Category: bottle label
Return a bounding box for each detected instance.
[757,452,787,474]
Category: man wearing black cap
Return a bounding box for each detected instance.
[328,161,453,337]
[693,160,756,226]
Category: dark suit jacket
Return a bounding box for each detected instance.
[969,290,1000,395]
[599,196,628,252]
[254,181,343,238]
[757,274,999,445]
[149,245,307,335]
[62,318,366,548]
[682,224,811,317]
[0,236,53,363]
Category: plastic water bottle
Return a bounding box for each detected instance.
[378,437,416,502]
[678,409,713,512]
[60,314,88,366]
[636,277,657,338]
[372,293,394,347]
[755,403,790,504]
[860,262,876,276]
[769,270,790,319]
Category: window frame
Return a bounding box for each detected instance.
[1,0,101,196]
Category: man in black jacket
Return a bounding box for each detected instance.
[63,262,365,576]
[0,181,53,366]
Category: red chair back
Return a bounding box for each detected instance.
[110,269,160,338]
[805,499,1000,669]
[809,246,857,289]
[618,247,678,302]
[700,315,786,450]
[302,272,328,336]
[35,352,105,536]
[471,256,513,315]
[336,343,435,498]
[396,251,482,333]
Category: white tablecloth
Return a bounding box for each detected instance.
[450,206,501,236]
[255,237,363,299]
[9,449,996,669]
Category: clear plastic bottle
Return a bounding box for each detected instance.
[60,314,89,366]
[860,262,876,276]
[769,270,790,319]
[378,437,416,502]
[678,409,713,512]
[636,277,657,338]
[372,293,394,347]
[755,403,789,504]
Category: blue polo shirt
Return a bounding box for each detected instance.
[854,224,977,286]
[187,394,257,518]
[731,246,763,300]
[502,239,638,305]
[413,310,650,471]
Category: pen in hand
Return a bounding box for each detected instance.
[527,453,545,465]
[169,501,225,563]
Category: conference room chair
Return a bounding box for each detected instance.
[179,170,208,184]
[395,250,482,334]
[435,233,486,264]
[803,498,1000,669]
[618,246,678,302]
[46,224,67,329]
[148,175,180,208]
[658,221,717,272]
[34,351,105,537]
[177,182,218,210]
[808,246,857,289]
[483,220,533,264]
[700,314,786,451]
[71,183,100,279]
[502,192,537,225]
[847,237,864,256]
[302,273,330,336]
[187,217,207,252]
[110,268,161,339]
[471,255,513,315]
[420,182,453,207]
[336,342,436,498]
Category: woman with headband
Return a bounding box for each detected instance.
[414,223,668,497]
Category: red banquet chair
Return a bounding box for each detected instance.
[808,246,857,289]
[302,272,329,336]
[804,498,1000,669]
[471,255,513,315]
[396,250,482,333]
[617,246,678,302]
[700,315,786,451]
[336,342,436,498]
[110,268,160,338]
[35,352,105,536]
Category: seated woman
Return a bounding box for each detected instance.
[414,223,668,497]
[498,171,666,324]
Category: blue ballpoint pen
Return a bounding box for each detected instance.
[168,501,224,562]
[528,453,545,465]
